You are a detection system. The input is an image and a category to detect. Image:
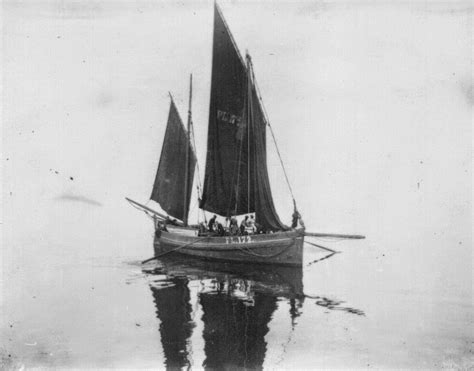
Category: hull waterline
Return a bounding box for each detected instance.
[154,229,305,266]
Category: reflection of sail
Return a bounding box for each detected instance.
[201,289,276,369]
[146,255,304,369]
[146,256,365,368]
[150,278,194,369]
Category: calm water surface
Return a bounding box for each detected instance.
[1,199,472,369]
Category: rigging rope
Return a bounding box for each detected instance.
[306,252,337,266]
[252,71,299,210]
[128,200,158,221]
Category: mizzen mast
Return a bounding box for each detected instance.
[183,74,193,226]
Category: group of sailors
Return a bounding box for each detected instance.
[155,208,304,237]
[200,214,264,236]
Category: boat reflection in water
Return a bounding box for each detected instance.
[144,255,304,369]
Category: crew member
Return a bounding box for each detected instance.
[217,222,225,236]
[240,216,248,235]
[291,205,304,228]
[208,214,217,232]
[248,215,257,233]
[229,216,239,235]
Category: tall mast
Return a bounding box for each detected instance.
[246,52,252,214]
[183,74,192,226]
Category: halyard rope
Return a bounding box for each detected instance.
[252,71,298,207]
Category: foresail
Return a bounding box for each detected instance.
[151,99,196,222]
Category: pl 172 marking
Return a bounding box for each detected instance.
[225,236,253,244]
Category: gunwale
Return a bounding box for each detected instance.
[154,228,305,266]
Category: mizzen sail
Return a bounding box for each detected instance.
[151,98,196,223]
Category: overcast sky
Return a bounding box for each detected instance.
[3,1,472,271]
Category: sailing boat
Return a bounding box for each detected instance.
[127,4,364,267]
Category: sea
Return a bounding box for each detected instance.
[1,194,472,369]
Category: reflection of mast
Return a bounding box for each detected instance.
[200,284,277,369]
[150,278,194,369]
[146,256,306,368]
[289,297,304,327]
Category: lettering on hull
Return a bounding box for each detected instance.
[225,235,253,244]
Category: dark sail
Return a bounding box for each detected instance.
[151,99,196,222]
[200,4,287,230]
[199,4,250,216]
[248,81,288,231]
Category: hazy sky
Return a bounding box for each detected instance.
[2,1,472,288]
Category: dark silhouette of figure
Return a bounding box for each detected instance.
[291,209,301,228]
[229,216,239,235]
[208,215,217,232]
[217,222,225,236]
[240,215,249,235]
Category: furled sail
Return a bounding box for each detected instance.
[151,98,196,223]
[200,4,287,231]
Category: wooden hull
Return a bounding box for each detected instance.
[154,228,305,266]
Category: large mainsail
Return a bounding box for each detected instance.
[200,4,287,231]
[151,98,196,223]
[199,3,248,216]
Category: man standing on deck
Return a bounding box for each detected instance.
[240,216,248,235]
[248,215,257,233]
[291,207,305,229]
[229,216,239,235]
